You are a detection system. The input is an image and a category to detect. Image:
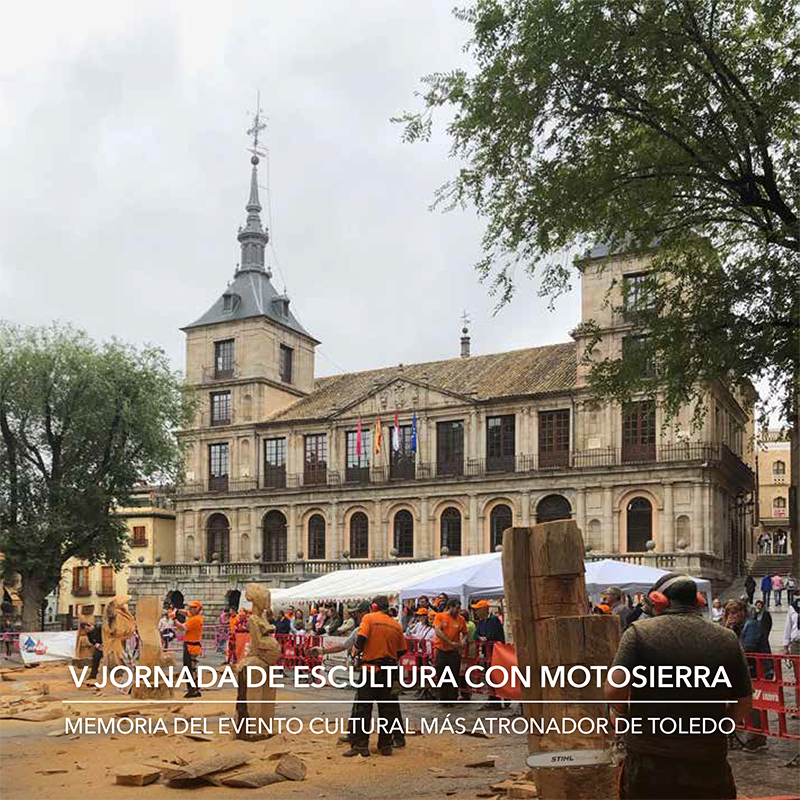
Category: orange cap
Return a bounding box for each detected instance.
[188,600,203,610]
[415,608,428,615]
[470,600,490,609]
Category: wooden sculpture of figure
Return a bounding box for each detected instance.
[102,594,136,671]
[235,583,281,740]
[131,595,175,699]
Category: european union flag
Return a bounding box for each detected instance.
[411,413,417,452]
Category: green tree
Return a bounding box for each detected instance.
[0,323,195,630]
[396,0,799,422]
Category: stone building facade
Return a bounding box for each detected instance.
[128,150,755,610]
[754,430,792,555]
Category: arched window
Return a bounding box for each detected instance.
[394,510,414,558]
[774,496,787,509]
[536,495,572,523]
[773,460,786,475]
[490,505,513,552]
[206,513,230,562]
[626,498,652,552]
[440,507,462,556]
[308,514,326,560]
[263,510,288,562]
[350,512,369,559]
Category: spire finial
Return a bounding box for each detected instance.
[237,92,270,275]
[460,310,471,358]
[246,91,267,166]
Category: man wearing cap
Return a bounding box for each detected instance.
[434,598,468,707]
[472,600,505,709]
[174,600,204,698]
[604,586,632,631]
[345,595,407,757]
[605,573,752,799]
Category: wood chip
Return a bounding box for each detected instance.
[466,759,496,769]
[183,732,213,742]
[164,754,250,783]
[275,754,307,782]
[462,730,493,739]
[220,770,287,789]
[507,782,539,799]
[37,769,68,775]
[114,765,162,786]
[267,751,291,761]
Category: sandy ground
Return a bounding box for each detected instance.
[0,663,798,800]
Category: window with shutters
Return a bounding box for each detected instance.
[131,525,147,546]
[436,421,464,476]
[279,345,293,383]
[210,391,231,425]
[349,512,369,559]
[393,510,414,557]
[214,339,234,379]
[389,425,415,480]
[208,443,229,491]
[99,566,115,596]
[264,438,287,488]
[539,409,570,468]
[486,415,515,472]
[72,566,90,596]
[304,434,327,485]
[308,514,326,560]
[346,430,371,483]
[440,507,462,555]
[621,401,656,463]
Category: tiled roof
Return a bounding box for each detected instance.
[269,342,576,422]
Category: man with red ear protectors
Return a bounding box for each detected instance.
[604,573,753,799]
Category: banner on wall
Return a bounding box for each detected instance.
[19,631,78,664]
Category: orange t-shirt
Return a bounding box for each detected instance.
[184,614,204,655]
[434,612,467,651]
[357,612,406,663]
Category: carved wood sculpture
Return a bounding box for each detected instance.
[235,583,281,740]
[502,521,621,800]
[74,605,95,662]
[131,594,174,700]
[102,595,136,671]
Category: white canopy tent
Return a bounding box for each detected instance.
[264,553,500,607]
[402,556,712,605]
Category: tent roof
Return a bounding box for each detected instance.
[269,553,500,605]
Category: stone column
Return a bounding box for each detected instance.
[175,512,185,563]
[530,410,539,467]
[575,488,586,539]
[520,490,531,525]
[602,487,614,552]
[692,483,704,552]
[328,425,338,481]
[662,483,675,552]
[288,505,299,560]
[194,510,202,561]
[468,494,479,554]
[420,495,430,558]
[329,501,340,559]
[374,499,384,559]
[250,506,260,562]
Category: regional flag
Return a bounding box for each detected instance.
[411,413,418,453]
[392,411,400,452]
[356,416,362,457]
[375,416,382,454]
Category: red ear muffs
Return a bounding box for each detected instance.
[649,575,707,613]
[648,591,670,614]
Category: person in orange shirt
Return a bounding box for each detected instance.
[434,598,467,706]
[175,600,204,698]
[344,595,407,758]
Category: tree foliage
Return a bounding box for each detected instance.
[396,0,799,420]
[0,322,195,628]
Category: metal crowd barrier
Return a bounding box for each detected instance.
[738,651,799,742]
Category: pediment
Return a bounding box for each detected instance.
[333,377,476,419]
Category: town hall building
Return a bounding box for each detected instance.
[127,137,755,610]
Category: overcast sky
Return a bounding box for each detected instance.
[0,2,580,379]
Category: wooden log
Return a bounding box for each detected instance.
[163,754,250,782]
[502,521,620,800]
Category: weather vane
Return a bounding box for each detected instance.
[460,309,471,329]
[246,91,267,163]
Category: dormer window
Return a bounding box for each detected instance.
[222,293,238,314]
[272,295,290,318]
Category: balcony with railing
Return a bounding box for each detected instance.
[201,362,240,384]
[97,581,116,597]
[176,441,753,496]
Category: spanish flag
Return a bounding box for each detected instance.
[375,416,382,454]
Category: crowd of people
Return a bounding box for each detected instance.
[757,530,789,554]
